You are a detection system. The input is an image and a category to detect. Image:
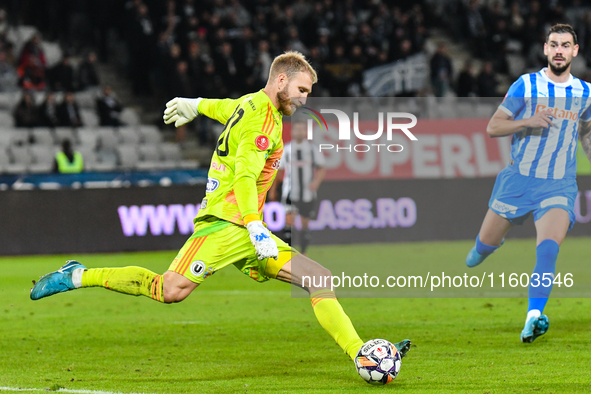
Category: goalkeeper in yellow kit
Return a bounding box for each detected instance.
[30,51,410,368]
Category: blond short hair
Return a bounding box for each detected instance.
[268,51,318,84]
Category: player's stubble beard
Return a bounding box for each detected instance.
[277,83,295,116]
[548,56,570,76]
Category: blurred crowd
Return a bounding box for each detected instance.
[0,6,128,129]
[3,0,591,104]
[13,86,124,128]
[17,36,100,92]
[116,0,429,99]
[436,0,591,97]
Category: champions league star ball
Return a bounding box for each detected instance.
[354,339,402,385]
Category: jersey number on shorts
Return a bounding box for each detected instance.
[216,107,245,157]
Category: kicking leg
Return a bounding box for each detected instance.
[466,209,512,267]
[271,253,410,360]
[162,270,198,303]
[31,263,198,304]
[521,208,569,343]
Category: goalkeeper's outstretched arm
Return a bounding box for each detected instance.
[163,97,237,126]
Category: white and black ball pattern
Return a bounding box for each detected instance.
[354,339,402,385]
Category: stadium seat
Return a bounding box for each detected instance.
[0,111,14,127]
[8,25,37,57]
[76,145,98,171]
[437,101,457,119]
[40,40,62,68]
[137,125,162,144]
[456,102,476,118]
[0,130,11,147]
[76,128,99,149]
[81,109,99,127]
[0,145,9,173]
[4,162,27,174]
[93,149,118,172]
[116,144,139,170]
[29,145,55,173]
[76,89,99,109]
[0,92,16,110]
[476,103,496,118]
[7,145,32,173]
[178,159,200,169]
[8,129,29,146]
[120,108,140,125]
[136,144,162,171]
[96,127,118,150]
[160,143,199,169]
[117,126,142,145]
[30,128,54,145]
[54,127,76,145]
[33,91,46,105]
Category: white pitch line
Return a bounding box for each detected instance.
[0,387,160,394]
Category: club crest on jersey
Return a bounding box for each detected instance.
[190,260,206,276]
[206,177,220,193]
[255,135,269,150]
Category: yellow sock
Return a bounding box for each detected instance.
[311,290,364,360]
[81,267,164,303]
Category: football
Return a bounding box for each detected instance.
[354,339,402,385]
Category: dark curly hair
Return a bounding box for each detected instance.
[546,24,578,46]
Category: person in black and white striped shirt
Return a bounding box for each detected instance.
[280,121,326,254]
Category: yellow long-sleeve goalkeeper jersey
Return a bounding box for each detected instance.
[195,89,283,225]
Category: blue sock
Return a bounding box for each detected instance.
[528,239,559,314]
[475,234,499,256]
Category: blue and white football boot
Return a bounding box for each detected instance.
[520,315,549,343]
[30,260,86,300]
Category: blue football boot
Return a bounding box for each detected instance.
[466,239,505,268]
[30,260,86,300]
[393,339,412,358]
[520,315,549,343]
[465,247,487,267]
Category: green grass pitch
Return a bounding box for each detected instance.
[1,238,590,393]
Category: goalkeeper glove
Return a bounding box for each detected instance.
[246,221,279,260]
[163,97,202,127]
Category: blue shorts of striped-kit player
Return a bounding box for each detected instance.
[488,165,578,230]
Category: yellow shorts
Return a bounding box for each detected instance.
[168,217,294,284]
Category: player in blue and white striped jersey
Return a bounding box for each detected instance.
[465,24,591,343]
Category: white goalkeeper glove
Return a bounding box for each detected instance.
[163,97,202,127]
[246,221,279,260]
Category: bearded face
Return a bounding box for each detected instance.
[544,32,578,76]
[276,83,294,116]
[548,55,571,76]
[274,71,313,116]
